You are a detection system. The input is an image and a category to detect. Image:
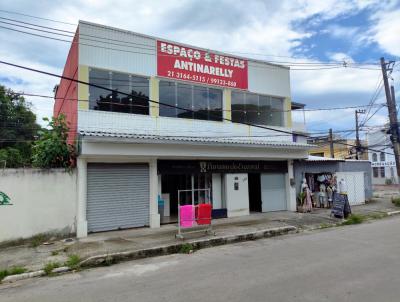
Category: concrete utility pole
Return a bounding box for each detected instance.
[355,109,365,160]
[329,128,334,158]
[380,57,400,178]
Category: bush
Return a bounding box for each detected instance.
[385,178,393,185]
[0,147,24,168]
[179,243,194,254]
[342,214,365,225]
[43,262,60,275]
[65,254,80,269]
[31,115,75,169]
[392,197,400,207]
[0,266,27,281]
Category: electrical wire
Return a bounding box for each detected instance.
[0,59,395,156]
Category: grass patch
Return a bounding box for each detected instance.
[319,223,335,229]
[0,266,27,281]
[342,214,365,225]
[392,197,400,207]
[366,212,388,220]
[65,254,80,269]
[43,262,60,275]
[51,250,60,256]
[30,233,50,248]
[179,243,194,254]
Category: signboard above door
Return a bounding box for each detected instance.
[157,160,287,174]
[157,40,248,89]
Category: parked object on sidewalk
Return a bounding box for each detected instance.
[197,204,212,225]
[331,193,346,218]
[176,188,214,239]
[179,205,195,228]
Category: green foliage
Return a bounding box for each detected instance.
[0,266,27,281]
[31,114,75,169]
[342,214,365,225]
[43,262,60,275]
[385,178,393,185]
[65,254,80,269]
[392,197,400,207]
[297,192,306,206]
[0,85,40,167]
[179,243,194,254]
[29,233,48,248]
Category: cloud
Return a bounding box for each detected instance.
[0,0,398,135]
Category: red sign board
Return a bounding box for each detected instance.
[157,40,248,89]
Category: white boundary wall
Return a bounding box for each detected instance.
[0,169,77,242]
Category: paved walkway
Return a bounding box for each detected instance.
[0,198,398,273]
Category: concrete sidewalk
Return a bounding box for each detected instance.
[0,198,398,274]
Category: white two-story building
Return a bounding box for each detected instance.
[366,126,398,185]
[54,21,311,238]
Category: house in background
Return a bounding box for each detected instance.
[366,126,397,185]
[54,21,312,238]
[308,136,368,160]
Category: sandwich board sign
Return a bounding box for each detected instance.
[331,193,345,218]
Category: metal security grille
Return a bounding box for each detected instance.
[87,163,149,232]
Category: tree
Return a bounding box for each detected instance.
[31,114,75,169]
[0,85,40,167]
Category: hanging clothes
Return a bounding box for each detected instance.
[197,204,212,225]
[304,188,313,212]
[180,205,195,228]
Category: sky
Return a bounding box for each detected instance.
[0,0,399,140]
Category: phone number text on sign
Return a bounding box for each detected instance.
[166,70,238,87]
[157,41,248,89]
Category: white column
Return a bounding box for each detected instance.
[76,157,88,238]
[149,159,160,228]
[286,160,297,211]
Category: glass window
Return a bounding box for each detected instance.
[231,91,284,126]
[193,86,208,120]
[208,88,223,121]
[177,83,193,119]
[159,81,177,117]
[373,167,379,178]
[270,97,284,126]
[380,152,385,162]
[159,80,222,122]
[231,91,246,124]
[380,167,385,178]
[372,153,378,162]
[89,68,149,115]
[259,95,271,125]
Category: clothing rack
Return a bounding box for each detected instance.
[176,188,214,239]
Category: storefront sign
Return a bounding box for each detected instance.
[157,40,248,89]
[371,161,396,167]
[0,192,12,205]
[158,160,287,174]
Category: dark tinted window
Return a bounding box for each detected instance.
[373,167,379,178]
[159,80,222,121]
[89,68,149,115]
[380,152,385,162]
[380,167,385,178]
[231,92,284,126]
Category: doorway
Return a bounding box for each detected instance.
[248,173,262,212]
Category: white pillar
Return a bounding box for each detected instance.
[149,159,160,228]
[286,160,297,211]
[76,157,88,238]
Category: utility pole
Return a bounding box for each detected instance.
[380,57,400,179]
[355,109,365,160]
[329,128,334,158]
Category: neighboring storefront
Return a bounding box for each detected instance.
[55,21,311,237]
[294,156,372,208]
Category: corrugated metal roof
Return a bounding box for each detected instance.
[79,130,312,149]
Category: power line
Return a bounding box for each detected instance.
[0,59,395,156]
[0,9,76,26]
[0,17,383,70]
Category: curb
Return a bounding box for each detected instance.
[387,210,400,216]
[79,225,297,267]
[1,266,71,284]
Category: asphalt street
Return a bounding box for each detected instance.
[1,216,400,302]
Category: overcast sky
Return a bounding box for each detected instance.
[0,0,399,139]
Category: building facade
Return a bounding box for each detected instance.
[366,126,397,185]
[308,137,368,160]
[54,21,311,237]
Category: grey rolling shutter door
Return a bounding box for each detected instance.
[87,163,149,232]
